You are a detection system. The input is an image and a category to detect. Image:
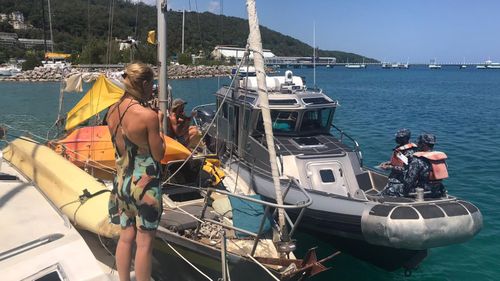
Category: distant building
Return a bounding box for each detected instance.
[0,32,18,47]
[0,11,29,30]
[0,32,52,49]
[18,38,53,49]
[211,45,275,63]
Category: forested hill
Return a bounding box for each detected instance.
[0,0,376,64]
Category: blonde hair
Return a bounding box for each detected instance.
[122,62,154,101]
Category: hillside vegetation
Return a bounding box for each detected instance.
[0,0,377,64]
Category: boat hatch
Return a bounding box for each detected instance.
[291,137,326,149]
[306,162,348,196]
[24,263,66,281]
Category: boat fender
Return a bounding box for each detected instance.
[413,151,448,180]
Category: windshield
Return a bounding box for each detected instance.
[256,111,298,133]
[300,109,333,131]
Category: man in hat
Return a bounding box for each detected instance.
[403,133,448,198]
[168,98,199,148]
[380,128,417,196]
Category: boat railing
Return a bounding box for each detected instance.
[331,124,363,166]
[167,173,312,257]
[191,103,216,127]
[203,179,311,256]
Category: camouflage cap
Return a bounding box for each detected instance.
[395,128,411,139]
[418,133,436,145]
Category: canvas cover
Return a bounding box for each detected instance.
[65,75,124,130]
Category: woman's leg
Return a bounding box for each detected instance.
[135,229,156,281]
[116,226,137,281]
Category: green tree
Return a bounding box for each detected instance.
[178,53,191,65]
[22,52,42,70]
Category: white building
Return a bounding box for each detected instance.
[211,45,275,62]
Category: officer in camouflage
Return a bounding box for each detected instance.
[403,133,448,198]
[380,128,417,197]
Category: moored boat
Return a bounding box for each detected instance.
[0,149,116,280]
[476,60,500,69]
[194,67,483,271]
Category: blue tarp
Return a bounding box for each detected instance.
[228,194,272,238]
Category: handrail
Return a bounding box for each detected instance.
[191,103,216,127]
[165,175,312,258]
[331,124,363,166]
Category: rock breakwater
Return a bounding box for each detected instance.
[0,65,234,82]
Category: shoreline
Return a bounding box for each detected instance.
[0,64,235,82]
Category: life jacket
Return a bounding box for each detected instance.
[413,151,448,180]
[201,159,225,186]
[390,143,417,167]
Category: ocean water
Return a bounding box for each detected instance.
[1,66,498,280]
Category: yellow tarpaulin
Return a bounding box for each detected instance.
[65,75,124,131]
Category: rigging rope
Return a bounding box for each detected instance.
[161,49,251,186]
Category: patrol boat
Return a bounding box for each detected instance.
[194,69,483,270]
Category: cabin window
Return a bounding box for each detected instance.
[243,109,251,130]
[300,108,333,131]
[222,102,228,119]
[256,111,298,133]
[319,169,335,183]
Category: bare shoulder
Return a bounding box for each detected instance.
[132,106,158,123]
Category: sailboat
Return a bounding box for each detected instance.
[345,58,366,69]
[428,58,442,69]
[2,0,334,280]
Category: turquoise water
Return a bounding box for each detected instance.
[1,67,498,280]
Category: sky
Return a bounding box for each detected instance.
[140,0,500,64]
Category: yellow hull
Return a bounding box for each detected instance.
[2,138,120,238]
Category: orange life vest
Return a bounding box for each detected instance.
[413,151,449,180]
[390,143,417,167]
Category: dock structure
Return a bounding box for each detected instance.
[265,56,336,67]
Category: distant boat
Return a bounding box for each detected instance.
[460,58,467,69]
[381,62,409,69]
[0,64,21,76]
[346,58,366,69]
[428,59,442,69]
[476,60,500,69]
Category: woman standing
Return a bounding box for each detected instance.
[106,62,165,281]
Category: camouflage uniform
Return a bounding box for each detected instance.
[403,156,446,198]
[380,128,416,197]
[380,144,416,197]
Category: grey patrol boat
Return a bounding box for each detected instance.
[194,68,483,271]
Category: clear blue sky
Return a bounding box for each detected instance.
[143,0,500,63]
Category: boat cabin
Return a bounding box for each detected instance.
[208,71,338,155]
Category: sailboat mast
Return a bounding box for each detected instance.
[157,0,169,134]
[182,9,185,54]
[47,0,54,52]
[246,0,286,234]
